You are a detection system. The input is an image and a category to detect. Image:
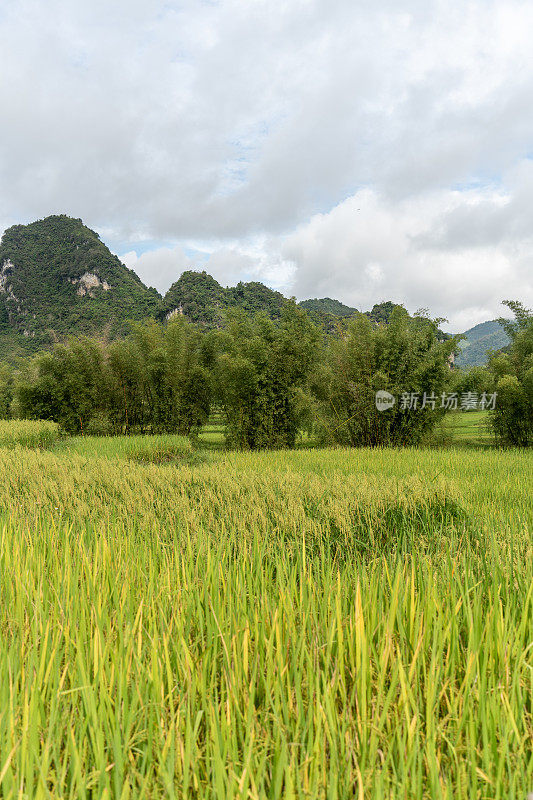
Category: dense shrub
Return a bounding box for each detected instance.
[15,320,213,435]
[488,302,533,446]
[215,305,319,449]
[16,338,107,434]
[0,364,13,418]
[312,307,458,446]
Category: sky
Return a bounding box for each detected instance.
[1,0,533,331]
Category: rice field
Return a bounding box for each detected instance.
[0,422,531,798]
[0,418,60,450]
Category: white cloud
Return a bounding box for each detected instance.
[281,183,533,330]
[120,247,189,293]
[120,238,296,295]
[0,0,533,327]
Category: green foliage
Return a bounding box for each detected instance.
[450,365,494,397]
[227,280,287,318]
[0,214,160,357]
[367,300,400,324]
[299,296,357,317]
[12,275,532,451]
[491,374,531,445]
[216,304,319,449]
[157,270,227,325]
[488,301,533,445]
[16,337,107,434]
[313,307,457,446]
[15,320,212,435]
[298,298,407,333]
[0,363,13,418]
[107,319,212,435]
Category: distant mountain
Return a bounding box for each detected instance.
[298,298,405,330]
[160,277,406,332]
[158,271,289,326]
[0,216,510,368]
[455,320,510,367]
[299,297,357,317]
[0,215,160,358]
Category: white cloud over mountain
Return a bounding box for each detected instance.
[1,0,532,329]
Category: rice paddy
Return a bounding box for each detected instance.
[0,422,531,798]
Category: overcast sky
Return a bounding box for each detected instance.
[1,0,533,330]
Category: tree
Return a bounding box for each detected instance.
[216,304,319,449]
[106,319,212,434]
[488,301,533,446]
[15,320,213,436]
[0,363,13,418]
[312,307,457,446]
[16,338,108,433]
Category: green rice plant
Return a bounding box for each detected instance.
[0,418,60,449]
[0,444,530,798]
[58,433,207,466]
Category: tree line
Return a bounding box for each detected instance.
[0,301,531,447]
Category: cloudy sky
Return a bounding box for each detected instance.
[1,0,532,330]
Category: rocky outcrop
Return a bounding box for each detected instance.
[70,272,111,297]
[0,259,20,305]
[165,304,184,321]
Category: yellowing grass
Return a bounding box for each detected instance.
[58,432,198,464]
[0,418,59,449]
[0,442,531,798]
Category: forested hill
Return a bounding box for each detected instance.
[0,215,159,359]
[160,274,402,329]
[299,297,357,317]
[455,320,509,367]
[158,271,289,326]
[0,214,503,366]
[0,214,406,360]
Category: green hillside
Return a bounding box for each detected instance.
[456,320,509,367]
[159,277,405,332]
[0,215,511,368]
[299,297,357,317]
[158,271,227,325]
[158,271,289,326]
[0,215,160,359]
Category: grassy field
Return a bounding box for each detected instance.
[431,411,495,448]
[0,423,531,798]
[200,411,496,451]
